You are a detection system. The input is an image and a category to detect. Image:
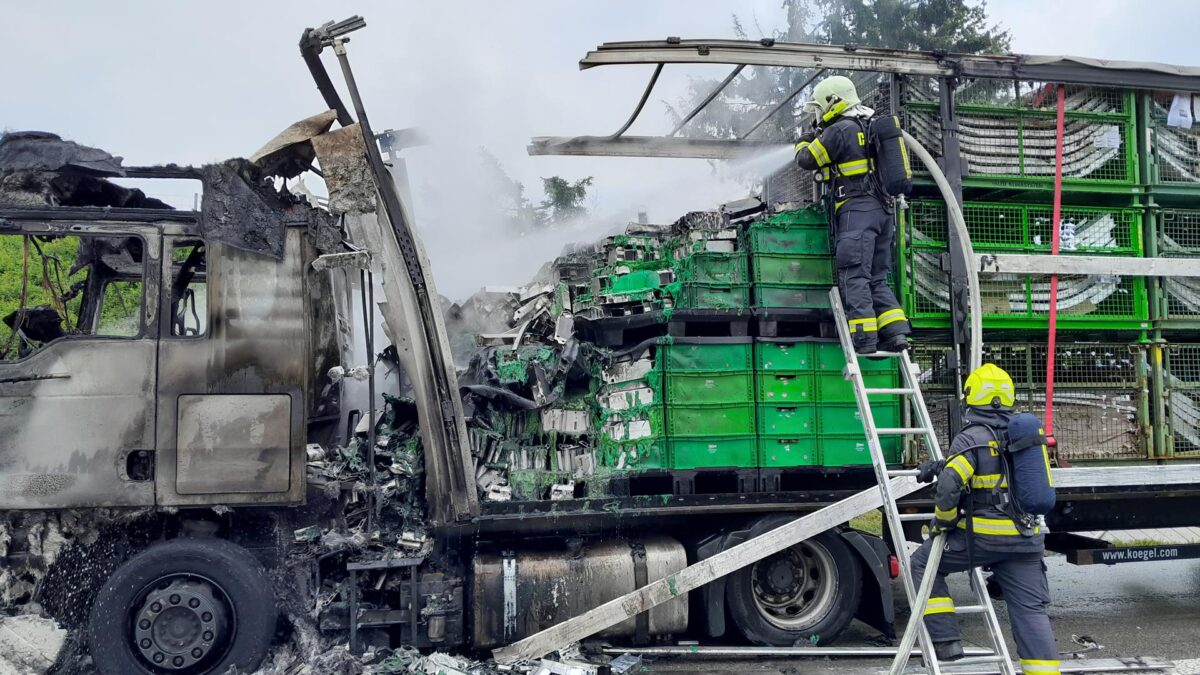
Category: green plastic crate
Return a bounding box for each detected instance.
[675,283,751,309]
[670,436,757,469]
[666,403,756,437]
[680,252,749,284]
[820,435,901,467]
[665,371,754,404]
[758,404,816,436]
[814,371,899,402]
[752,254,835,286]
[816,402,901,433]
[663,342,754,372]
[764,207,828,226]
[813,342,896,372]
[604,268,663,295]
[746,224,830,255]
[758,437,819,468]
[755,285,832,310]
[755,341,814,371]
[757,371,814,402]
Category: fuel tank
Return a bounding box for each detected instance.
[472,536,688,648]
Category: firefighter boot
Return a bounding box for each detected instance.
[853,333,879,355]
[934,640,965,662]
[879,334,911,352]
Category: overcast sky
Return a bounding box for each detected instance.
[3,1,1198,299]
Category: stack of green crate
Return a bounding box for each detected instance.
[672,250,751,310]
[756,340,818,467]
[662,339,757,469]
[746,207,834,310]
[756,339,903,468]
[596,356,668,471]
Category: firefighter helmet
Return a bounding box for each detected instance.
[964,364,1016,409]
[807,76,862,121]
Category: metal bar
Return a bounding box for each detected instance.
[877,427,932,435]
[600,645,994,658]
[939,75,969,442]
[528,135,786,159]
[609,63,663,138]
[580,39,1200,92]
[669,64,745,136]
[739,69,826,139]
[976,253,1200,277]
[330,38,479,523]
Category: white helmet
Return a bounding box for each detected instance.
[805,75,862,121]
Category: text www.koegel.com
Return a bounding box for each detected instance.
[1098,547,1180,562]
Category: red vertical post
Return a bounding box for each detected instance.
[1044,84,1066,446]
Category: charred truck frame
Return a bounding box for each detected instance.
[2,17,1200,675]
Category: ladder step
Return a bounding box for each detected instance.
[856,350,903,358]
[955,605,987,614]
[865,387,916,395]
[877,427,931,436]
[949,655,1007,666]
[896,513,930,522]
[888,469,920,477]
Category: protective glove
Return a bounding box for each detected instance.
[928,517,955,537]
[916,459,945,483]
[795,128,818,144]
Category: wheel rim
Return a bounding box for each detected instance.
[749,540,838,631]
[130,574,234,672]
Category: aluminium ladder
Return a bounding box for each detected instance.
[829,288,1016,675]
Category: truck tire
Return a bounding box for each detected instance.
[87,537,276,675]
[726,519,861,646]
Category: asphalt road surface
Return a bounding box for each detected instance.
[638,554,1200,674]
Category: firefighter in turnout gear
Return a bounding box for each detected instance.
[910,364,1060,673]
[795,75,912,354]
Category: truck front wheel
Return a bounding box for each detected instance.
[87,538,276,675]
[726,520,861,646]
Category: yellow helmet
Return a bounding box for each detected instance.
[806,75,861,122]
[964,364,1015,409]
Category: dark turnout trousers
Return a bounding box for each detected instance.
[834,203,911,351]
[910,531,1060,675]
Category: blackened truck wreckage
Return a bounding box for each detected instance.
[4,16,1200,675]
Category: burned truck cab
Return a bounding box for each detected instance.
[0,133,343,511]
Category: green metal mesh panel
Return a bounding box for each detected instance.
[904,81,1135,185]
[1150,93,1200,184]
[1159,210,1200,319]
[1166,345,1200,456]
[905,249,1148,328]
[955,81,1129,115]
[912,342,1149,461]
[907,200,1141,253]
